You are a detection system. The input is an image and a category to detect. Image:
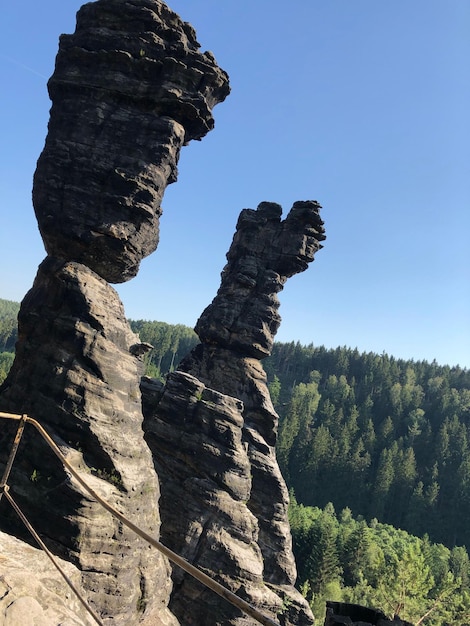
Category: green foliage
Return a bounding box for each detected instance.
[266,343,470,549]
[0,298,20,319]
[0,351,14,385]
[0,298,19,384]
[0,298,19,352]
[129,319,198,380]
[289,497,470,625]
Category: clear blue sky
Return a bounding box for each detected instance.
[1,1,469,368]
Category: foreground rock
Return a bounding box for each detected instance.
[143,201,325,625]
[33,0,229,282]
[0,531,92,626]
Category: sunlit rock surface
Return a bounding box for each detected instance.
[143,201,325,625]
[33,0,229,282]
[0,258,174,624]
[0,1,228,624]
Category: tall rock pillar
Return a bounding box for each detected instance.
[181,200,325,585]
[0,1,229,624]
[144,201,325,625]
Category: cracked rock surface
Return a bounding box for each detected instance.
[0,1,228,624]
[143,201,325,625]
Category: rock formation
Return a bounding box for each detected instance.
[143,201,325,625]
[0,1,329,625]
[33,0,229,283]
[0,259,176,624]
[0,531,93,626]
[0,1,228,624]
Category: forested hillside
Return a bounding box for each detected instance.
[0,299,19,383]
[2,298,469,551]
[2,298,470,623]
[129,319,198,380]
[289,496,470,624]
[0,299,19,352]
[263,343,470,551]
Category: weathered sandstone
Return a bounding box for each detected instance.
[0,531,92,626]
[33,0,229,282]
[0,0,329,624]
[0,258,175,624]
[143,201,325,625]
[1,1,229,623]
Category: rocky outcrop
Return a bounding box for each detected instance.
[0,1,228,624]
[0,2,327,625]
[143,201,325,625]
[193,201,325,360]
[33,0,229,283]
[180,201,325,583]
[0,531,92,626]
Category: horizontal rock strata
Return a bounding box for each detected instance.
[143,372,279,625]
[143,201,325,625]
[33,0,229,282]
[0,257,174,624]
[194,200,325,358]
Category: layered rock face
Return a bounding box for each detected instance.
[0,259,176,625]
[143,201,325,625]
[0,1,329,624]
[0,1,228,624]
[33,0,229,283]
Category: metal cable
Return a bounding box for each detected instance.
[2,485,104,626]
[0,411,281,626]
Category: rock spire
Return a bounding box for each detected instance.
[0,1,328,624]
[143,201,325,625]
[33,0,229,283]
[0,1,228,624]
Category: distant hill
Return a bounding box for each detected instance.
[264,342,470,550]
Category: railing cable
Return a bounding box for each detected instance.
[0,413,26,504]
[0,412,280,626]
